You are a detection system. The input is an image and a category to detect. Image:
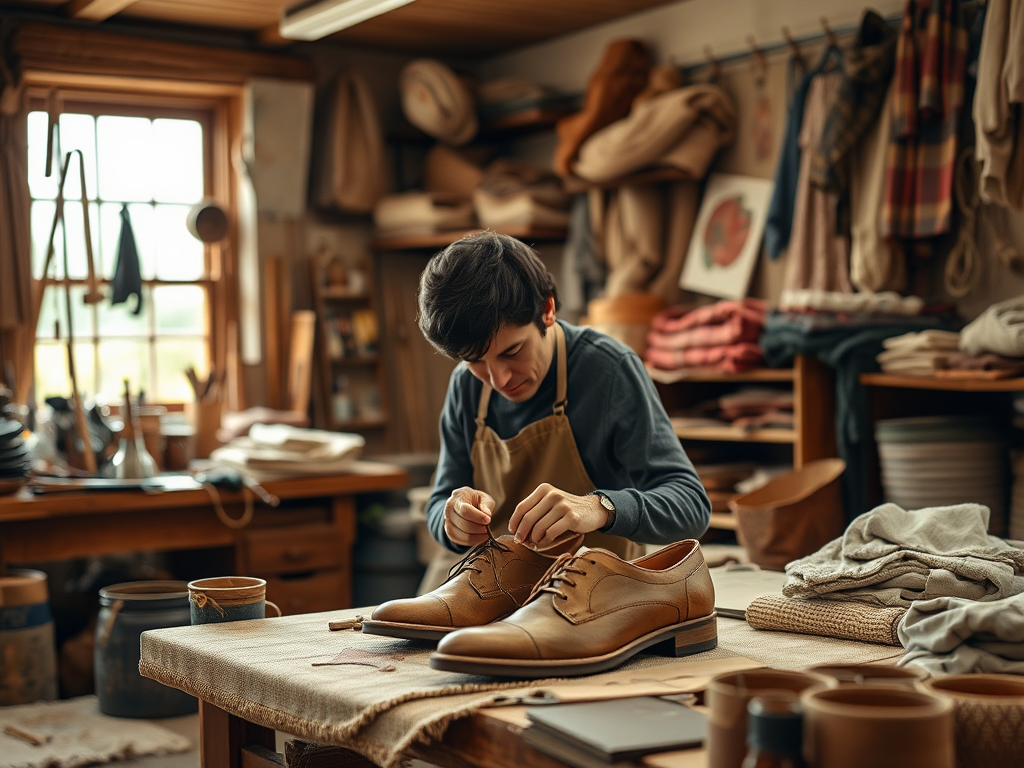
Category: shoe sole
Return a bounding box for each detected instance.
[429,612,718,678]
[359,619,453,641]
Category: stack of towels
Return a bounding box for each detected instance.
[646,298,767,374]
[876,330,960,375]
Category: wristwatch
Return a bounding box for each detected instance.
[591,490,616,529]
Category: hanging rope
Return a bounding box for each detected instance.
[944,147,982,298]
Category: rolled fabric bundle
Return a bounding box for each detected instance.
[746,593,906,646]
[574,84,737,183]
[399,59,477,146]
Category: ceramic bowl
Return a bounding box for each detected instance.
[925,674,1024,768]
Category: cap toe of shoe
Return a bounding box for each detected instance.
[436,621,541,660]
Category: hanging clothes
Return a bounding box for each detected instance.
[974,0,1024,210]
[783,71,852,294]
[110,204,143,315]
[811,10,898,198]
[764,45,843,260]
[882,0,969,241]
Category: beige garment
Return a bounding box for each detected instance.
[603,184,664,297]
[783,73,852,294]
[314,71,387,214]
[647,181,700,307]
[850,85,906,292]
[471,323,639,559]
[974,0,1024,209]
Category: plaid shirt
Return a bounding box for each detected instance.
[811,10,898,194]
[882,0,968,240]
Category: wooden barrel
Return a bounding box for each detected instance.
[0,569,59,705]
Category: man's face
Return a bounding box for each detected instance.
[463,301,556,403]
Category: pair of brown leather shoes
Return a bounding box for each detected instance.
[362,535,717,678]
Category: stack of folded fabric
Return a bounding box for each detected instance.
[645,299,767,374]
[876,330,960,375]
[718,388,795,430]
[372,192,474,236]
[779,289,924,316]
[472,159,570,229]
[210,424,364,482]
[952,297,1024,374]
[747,502,1024,646]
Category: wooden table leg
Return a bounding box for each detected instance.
[331,495,357,608]
[199,699,276,768]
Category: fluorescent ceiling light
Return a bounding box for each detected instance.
[280,0,418,41]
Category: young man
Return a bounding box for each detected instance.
[418,231,710,557]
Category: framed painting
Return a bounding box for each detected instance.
[679,173,774,300]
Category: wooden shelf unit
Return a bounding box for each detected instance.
[860,372,1024,392]
[371,224,567,252]
[309,259,390,439]
[652,355,837,532]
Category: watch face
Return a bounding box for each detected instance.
[598,494,614,511]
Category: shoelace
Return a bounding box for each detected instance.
[440,530,525,605]
[526,552,597,604]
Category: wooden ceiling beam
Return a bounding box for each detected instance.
[66,0,141,22]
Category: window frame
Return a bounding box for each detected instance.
[25,81,238,408]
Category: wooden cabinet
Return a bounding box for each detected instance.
[650,355,836,531]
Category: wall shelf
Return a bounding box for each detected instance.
[371,225,567,252]
[648,366,795,384]
[860,372,1024,392]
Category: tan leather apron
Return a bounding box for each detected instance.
[471,323,640,559]
[418,323,640,595]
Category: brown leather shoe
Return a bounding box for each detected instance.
[429,539,717,677]
[360,534,582,640]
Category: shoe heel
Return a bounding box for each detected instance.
[652,614,718,658]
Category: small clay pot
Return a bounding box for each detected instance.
[706,668,832,768]
[925,674,1024,768]
[802,685,954,768]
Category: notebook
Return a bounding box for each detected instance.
[525,696,706,763]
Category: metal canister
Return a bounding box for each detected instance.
[95,580,197,718]
[0,569,58,705]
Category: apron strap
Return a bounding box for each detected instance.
[474,377,493,438]
[553,322,567,416]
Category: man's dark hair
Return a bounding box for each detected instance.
[417,231,560,360]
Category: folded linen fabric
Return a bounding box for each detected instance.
[945,351,1024,373]
[210,424,364,481]
[783,502,1024,607]
[645,342,764,374]
[472,159,570,229]
[897,592,1024,674]
[780,289,924,315]
[574,84,736,182]
[959,296,1024,357]
[646,312,763,352]
[372,192,475,234]
[746,593,905,646]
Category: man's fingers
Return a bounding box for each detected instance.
[513,494,557,544]
[455,497,492,526]
[509,484,549,534]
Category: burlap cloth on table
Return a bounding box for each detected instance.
[139,610,901,768]
[746,593,906,646]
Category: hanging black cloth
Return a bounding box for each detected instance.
[110,204,143,314]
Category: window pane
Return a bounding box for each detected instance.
[154,204,204,280]
[31,200,58,278]
[98,116,153,202]
[27,111,57,200]
[98,286,150,336]
[57,114,98,201]
[36,285,95,339]
[96,339,149,400]
[154,285,206,334]
[154,339,207,402]
[153,119,204,204]
[99,202,154,279]
[59,202,101,280]
[35,340,96,400]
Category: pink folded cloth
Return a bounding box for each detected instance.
[647,312,763,351]
[645,342,765,373]
[649,298,768,334]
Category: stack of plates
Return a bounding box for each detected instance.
[876,416,1008,536]
[0,420,31,495]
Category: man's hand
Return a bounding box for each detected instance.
[509,483,610,549]
[444,487,495,547]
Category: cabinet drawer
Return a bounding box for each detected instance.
[265,569,348,615]
[241,523,346,574]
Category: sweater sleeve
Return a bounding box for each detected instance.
[595,354,711,543]
[426,368,474,553]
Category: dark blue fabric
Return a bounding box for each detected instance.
[760,310,961,521]
[764,46,845,260]
[111,204,143,315]
[427,321,711,552]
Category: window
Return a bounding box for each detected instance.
[27,98,218,404]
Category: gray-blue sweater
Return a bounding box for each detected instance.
[427,320,711,552]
